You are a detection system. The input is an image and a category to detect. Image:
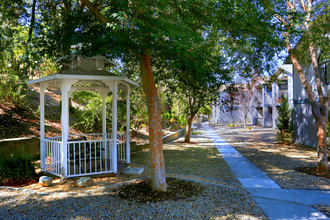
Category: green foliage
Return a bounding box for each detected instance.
[191,131,201,135]
[72,90,130,133]
[162,109,186,130]
[73,91,103,133]
[0,74,29,108]
[276,95,293,143]
[75,98,102,132]
[198,105,212,116]
[130,87,148,131]
[0,1,58,110]
[0,150,36,182]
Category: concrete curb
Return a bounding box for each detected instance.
[0,136,39,143]
[162,128,185,144]
[131,128,186,152]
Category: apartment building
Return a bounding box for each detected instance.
[212,60,329,148]
[212,71,293,129]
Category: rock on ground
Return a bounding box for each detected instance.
[76,177,94,188]
[39,176,52,187]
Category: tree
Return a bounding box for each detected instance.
[157,36,229,143]
[8,0,286,190]
[198,105,212,123]
[220,84,239,126]
[78,0,226,191]
[262,0,329,174]
[237,82,255,128]
[0,1,43,108]
[182,74,226,143]
[159,66,226,143]
[276,95,293,143]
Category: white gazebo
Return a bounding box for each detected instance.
[27,55,138,178]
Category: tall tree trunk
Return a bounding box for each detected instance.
[273,0,329,174]
[24,0,37,77]
[80,0,168,190]
[244,114,247,128]
[184,114,195,143]
[138,48,167,191]
[230,110,235,126]
[62,0,72,56]
[288,47,329,174]
[28,0,37,42]
[313,105,329,174]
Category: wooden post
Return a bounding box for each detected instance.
[99,89,108,138]
[126,85,131,164]
[40,83,47,170]
[100,89,108,160]
[60,80,76,178]
[112,82,118,173]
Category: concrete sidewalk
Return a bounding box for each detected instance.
[201,123,330,220]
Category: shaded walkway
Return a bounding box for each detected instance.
[202,123,330,220]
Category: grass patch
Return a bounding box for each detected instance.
[0,150,38,186]
[131,143,238,183]
[191,131,201,135]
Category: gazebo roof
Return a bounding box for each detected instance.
[27,55,139,90]
[27,73,139,89]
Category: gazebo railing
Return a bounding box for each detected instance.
[69,133,128,161]
[116,133,127,161]
[105,133,128,161]
[67,138,114,177]
[42,139,62,176]
[42,133,129,177]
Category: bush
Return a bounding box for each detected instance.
[0,151,37,183]
[162,110,186,130]
[0,74,30,109]
[276,95,293,143]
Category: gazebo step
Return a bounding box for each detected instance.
[122,167,144,175]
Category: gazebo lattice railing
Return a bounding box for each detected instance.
[42,133,128,177]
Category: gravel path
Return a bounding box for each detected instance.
[209,123,330,191]
[0,133,267,219]
[0,178,266,220]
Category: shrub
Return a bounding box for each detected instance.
[0,151,37,183]
[0,74,30,109]
[74,94,103,133]
[276,95,293,143]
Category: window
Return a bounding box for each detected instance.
[265,84,272,92]
[268,107,272,114]
[320,61,330,84]
[279,80,288,90]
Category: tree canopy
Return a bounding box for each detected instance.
[3,0,323,188]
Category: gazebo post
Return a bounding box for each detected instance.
[100,89,108,162]
[126,85,131,164]
[112,82,118,173]
[60,80,76,177]
[40,83,47,170]
[100,90,108,139]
